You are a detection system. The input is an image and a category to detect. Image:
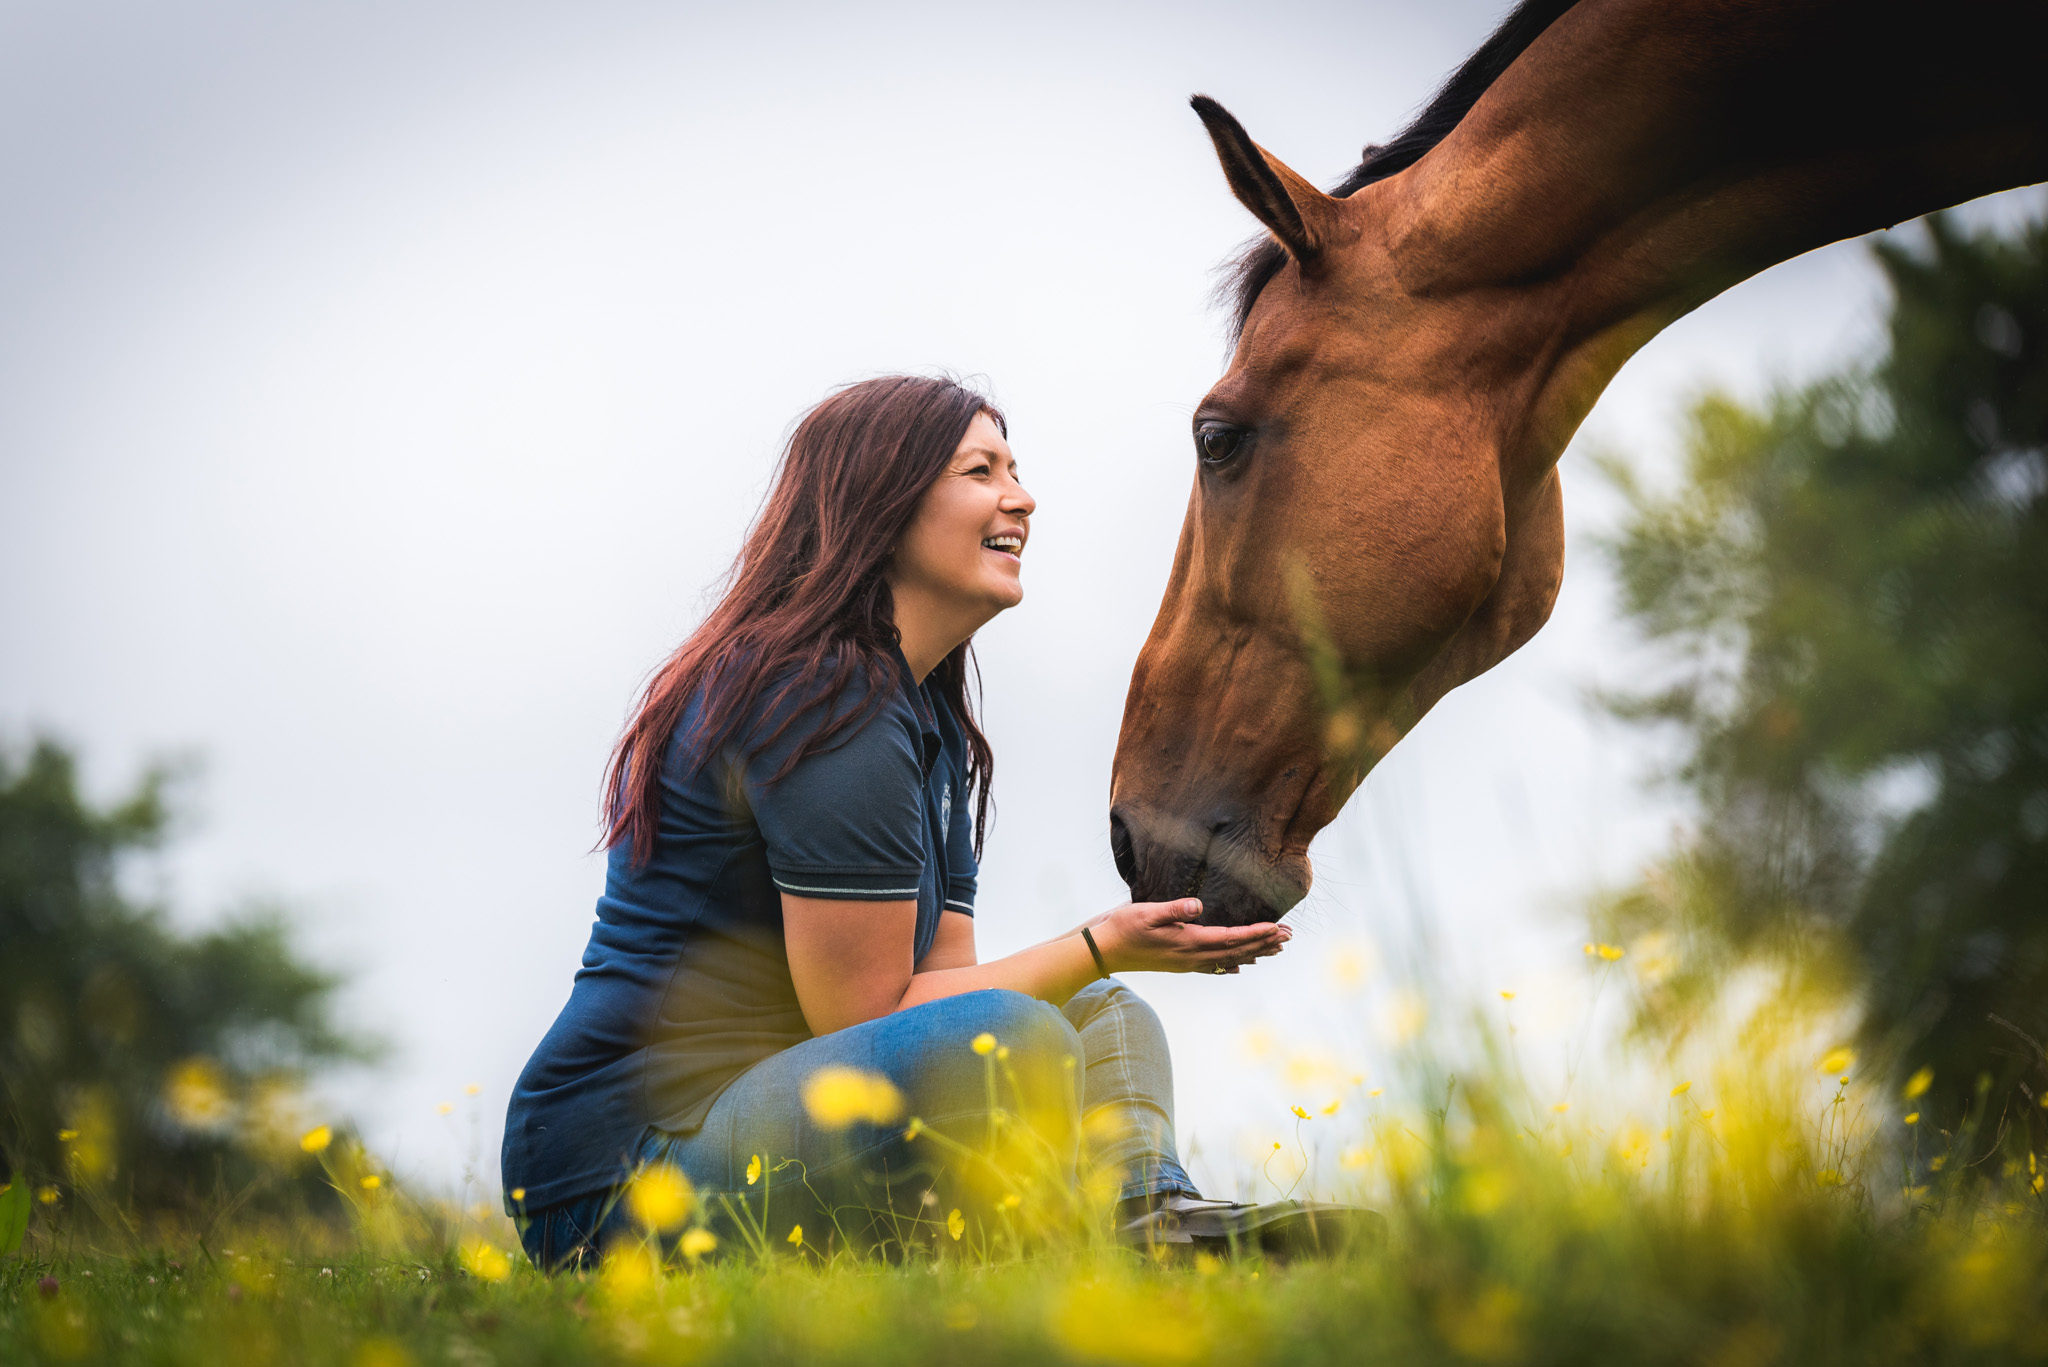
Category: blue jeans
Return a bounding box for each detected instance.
[519,980,1196,1268]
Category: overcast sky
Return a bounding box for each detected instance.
[4,0,2038,1196]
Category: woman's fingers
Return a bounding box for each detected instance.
[1183,923,1286,951]
[1175,921,1288,972]
[1106,900,1292,973]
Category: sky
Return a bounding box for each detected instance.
[4,0,2039,1196]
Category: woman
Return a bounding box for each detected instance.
[503,375,1317,1268]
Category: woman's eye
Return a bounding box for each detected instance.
[1195,423,1248,466]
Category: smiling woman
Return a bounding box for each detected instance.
[500,374,1345,1269]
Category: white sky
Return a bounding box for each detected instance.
[4,0,2037,1197]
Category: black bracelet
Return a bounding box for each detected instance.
[1080,926,1111,979]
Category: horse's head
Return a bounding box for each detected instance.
[1112,0,2048,927]
[1109,97,1569,926]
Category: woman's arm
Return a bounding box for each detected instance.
[914,909,980,973]
[782,894,1290,1037]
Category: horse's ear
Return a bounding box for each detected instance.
[1191,95,1341,263]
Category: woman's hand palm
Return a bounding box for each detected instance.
[1101,899,1288,975]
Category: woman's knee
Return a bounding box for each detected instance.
[894,990,1080,1118]
[1064,977,1166,1041]
[954,989,1080,1062]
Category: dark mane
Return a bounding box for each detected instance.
[1218,0,1582,343]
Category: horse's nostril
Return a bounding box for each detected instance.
[1108,811,1136,887]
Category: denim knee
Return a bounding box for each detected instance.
[1064,977,1159,1030]
[892,989,1081,1123]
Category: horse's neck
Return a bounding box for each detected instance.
[1382,0,2047,466]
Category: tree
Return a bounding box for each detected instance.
[0,737,372,1217]
[1597,209,2048,1127]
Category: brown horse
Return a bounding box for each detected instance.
[1109,0,2048,926]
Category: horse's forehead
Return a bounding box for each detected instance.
[1216,281,1359,406]
[1229,242,1463,388]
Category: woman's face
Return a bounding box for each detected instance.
[891,411,1035,620]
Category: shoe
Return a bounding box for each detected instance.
[1116,1194,1384,1257]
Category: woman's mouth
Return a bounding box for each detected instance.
[981,534,1023,559]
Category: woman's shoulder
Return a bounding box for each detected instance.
[764,647,914,726]
[670,644,913,773]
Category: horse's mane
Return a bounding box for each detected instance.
[1219,0,1583,343]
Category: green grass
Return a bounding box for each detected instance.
[12,969,2048,1366]
[11,1103,2048,1367]
[5,1202,2048,1367]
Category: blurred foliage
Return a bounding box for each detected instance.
[1596,209,2048,1127]
[0,736,373,1222]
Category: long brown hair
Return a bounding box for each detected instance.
[603,374,1001,866]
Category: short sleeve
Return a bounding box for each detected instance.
[943,771,978,916]
[741,684,928,901]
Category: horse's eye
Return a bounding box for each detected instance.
[1195,422,1249,467]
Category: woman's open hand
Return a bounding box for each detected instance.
[1089,899,1290,975]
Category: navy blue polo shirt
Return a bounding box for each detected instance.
[502,649,978,1211]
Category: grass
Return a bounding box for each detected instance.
[7,1180,2048,1366]
[12,961,2048,1365]
[12,1080,2048,1366]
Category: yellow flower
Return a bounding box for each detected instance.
[1500,990,1515,1000]
[163,1057,232,1131]
[904,1118,925,1140]
[1321,1100,1341,1116]
[1291,1105,1311,1120]
[359,1174,382,1190]
[1367,1088,1383,1098]
[437,1103,454,1116]
[1904,1113,1920,1126]
[599,1243,659,1298]
[1903,1066,1934,1100]
[626,1163,694,1232]
[458,1238,511,1282]
[36,1186,60,1205]
[786,1224,803,1246]
[464,1084,481,1096]
[1552,1102,1570,1113]
[1272,1141,1283,1151]
[679,1228,718,1261]
[947,1208,965,1241]
[1818,1047,1855,1075]
[300,1125,332,1154]
[1930,1156,1946,1171]
[745,1154,762,1186]
[995,1046,1010,1061]
[1670,1081,1692,1097]
[1597,944,1625,961]
[997,1193,1021,1211]
[57,1130,78,1143]
[1583,944,1595,956]
[510,1188,526,1203]
[802,1066,904,1130]
[971,1033,997,1056]
[1700,1110,1716,1120]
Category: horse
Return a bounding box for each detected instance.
[1108,0,2048,926]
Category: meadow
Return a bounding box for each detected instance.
[10,977,2048,1367]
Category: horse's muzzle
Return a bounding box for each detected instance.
[1109,806,1306,928]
